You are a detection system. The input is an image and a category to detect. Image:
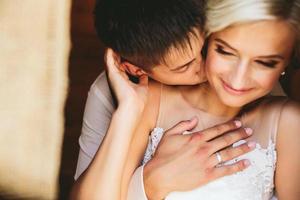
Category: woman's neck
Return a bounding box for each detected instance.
[180,82,242,119]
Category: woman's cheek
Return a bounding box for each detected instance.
[207,56,231,78]
[256,72,281,92]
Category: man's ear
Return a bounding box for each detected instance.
[121,61,147,77]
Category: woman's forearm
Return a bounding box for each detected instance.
[71,101,144,200]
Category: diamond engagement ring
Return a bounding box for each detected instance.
[216,152,222,164]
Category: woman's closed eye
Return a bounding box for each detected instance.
[215,45,235,56]
[255,60,279,68]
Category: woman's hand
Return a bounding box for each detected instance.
[105,48,148,109]
[143,118,255,200]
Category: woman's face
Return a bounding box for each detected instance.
[205,20,296,107]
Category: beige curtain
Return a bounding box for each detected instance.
[0,0,71,199]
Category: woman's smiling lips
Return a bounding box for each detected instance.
[221,79,253,95]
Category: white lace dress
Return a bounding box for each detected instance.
[143,128,277,200]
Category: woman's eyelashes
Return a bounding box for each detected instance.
[255,60,279,68]
[214,44,279,68]
[215,45,235,56]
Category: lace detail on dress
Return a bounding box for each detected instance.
[143,128,277,200]
[142,127,164,165]
[217,140,277,200]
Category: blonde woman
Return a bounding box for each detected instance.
[124,0,300,199]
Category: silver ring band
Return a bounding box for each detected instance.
[216,152,222,163]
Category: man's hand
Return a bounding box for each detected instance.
[143,118,255,200]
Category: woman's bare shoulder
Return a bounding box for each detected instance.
[275,98,300,152]
[278,98,300,132]
[251,96,294,114]
[258,96,300,128]
[274,99,300,199]
[280,99,300,116]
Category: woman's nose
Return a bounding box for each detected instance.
[230,60,250,89]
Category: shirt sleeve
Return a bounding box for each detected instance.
[127,165,148,200]
[74,72,116,180]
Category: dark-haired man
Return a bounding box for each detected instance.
[71,0,264,199]
[94,0,207,86]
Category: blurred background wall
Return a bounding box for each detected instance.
[58,0,104,199]
[0,0,70,199]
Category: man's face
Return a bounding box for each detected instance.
[147,30,207,85]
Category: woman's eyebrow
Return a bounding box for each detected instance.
[215,38,285,60]
[256,55,284,60]
[215,38,238,52]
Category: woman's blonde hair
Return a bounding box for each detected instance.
[205,0,300,68]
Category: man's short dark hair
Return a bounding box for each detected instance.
[94,0,205,69]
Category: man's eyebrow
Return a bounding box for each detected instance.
[215,38,238,52]
[170,58,196,71]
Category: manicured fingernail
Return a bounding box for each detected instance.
[244,160,251,167]
[247,141,256,148]
[245,128,253,135]
[234,120,242,127]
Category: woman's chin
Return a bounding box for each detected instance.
[222,99,247,108]
[218,91,268,108]
[217,93,253,108]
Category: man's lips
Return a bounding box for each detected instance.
[221,79,253,95]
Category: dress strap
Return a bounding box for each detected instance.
[155,83,165,128]
[269,98,289,145]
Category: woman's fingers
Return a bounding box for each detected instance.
[208,141,256,167]
[105,48,116,69]
[105,48,122,74]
